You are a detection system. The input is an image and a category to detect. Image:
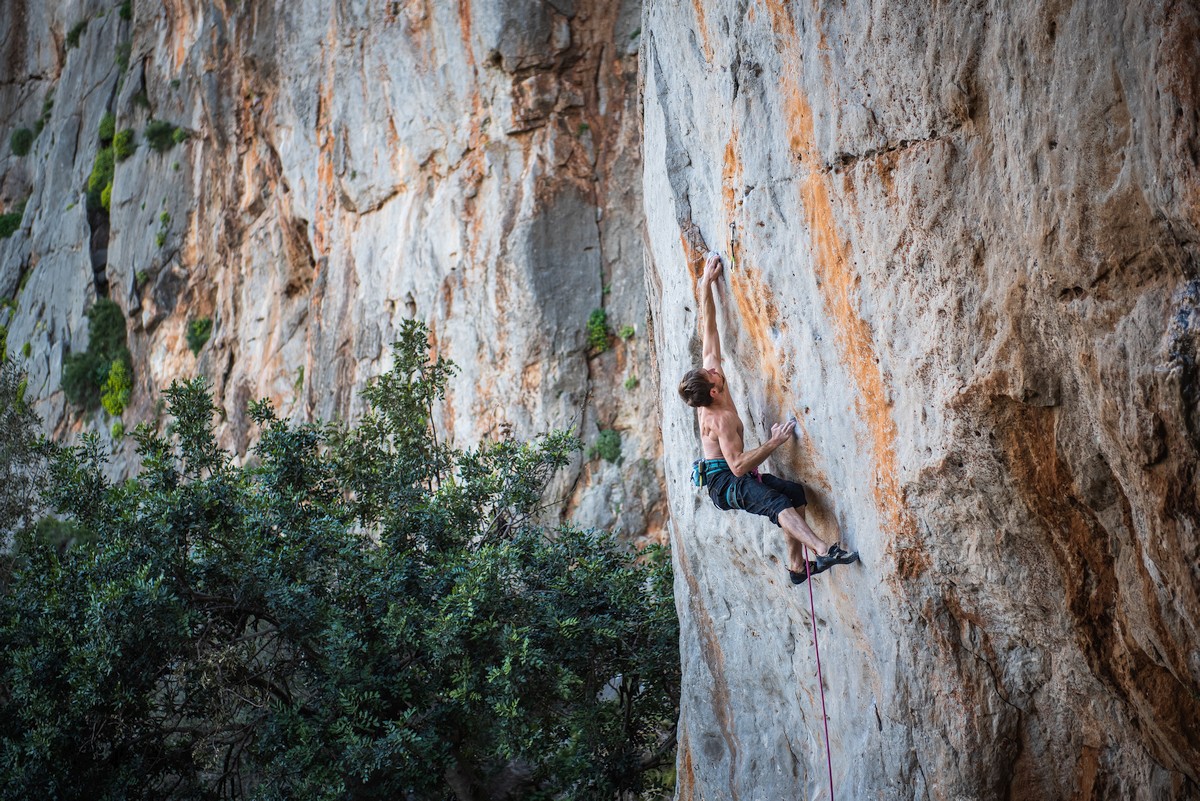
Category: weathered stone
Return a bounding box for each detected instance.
[2,0,1197,797]
[644,2,1199,798]
[2,0,662,538]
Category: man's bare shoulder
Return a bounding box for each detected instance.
[700,406,739,434]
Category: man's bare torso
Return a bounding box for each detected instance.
[699,404,744,460]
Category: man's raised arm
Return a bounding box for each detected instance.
[700,252,723,369]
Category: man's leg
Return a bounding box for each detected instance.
[778,506,829,555]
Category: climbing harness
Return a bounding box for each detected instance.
[802,549,836,801]
[691,458,741,509]
[691,457,726,487]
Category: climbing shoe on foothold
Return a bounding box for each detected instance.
[788,560,825,584]
[814,543,860,571]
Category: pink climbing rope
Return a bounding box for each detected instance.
[803,547,836,801]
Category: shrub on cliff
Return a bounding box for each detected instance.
[113,129,135,160]
[65,19,88,49]
[9,129,33,157]
[587,307,610,353]
[144,119,179,152]
[86,146,115,211]
[98,113,116,143]
[186,316,211,355]
[0,320,680,800]
[61,299,133,412]
[0,199,26,240]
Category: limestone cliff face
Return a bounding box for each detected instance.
[3,0,1199,799]
[0,0,663,543]
[642,1,1200,799]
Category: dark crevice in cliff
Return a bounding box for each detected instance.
[84,85,121,299]
[825,122,966,173]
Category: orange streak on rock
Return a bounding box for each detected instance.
[311,16,340,258]
[690,0,715,63]
[676,730,697,800]
[764,4,916,545]
[722,127,741,222]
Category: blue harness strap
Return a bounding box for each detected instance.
[692,458,731,487]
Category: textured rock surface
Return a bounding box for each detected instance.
[643,1,1199,799]
[0,0,664,542]
[4,0,1200,798]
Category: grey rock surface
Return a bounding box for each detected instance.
[643,1,1199,799]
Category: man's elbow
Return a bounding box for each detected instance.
[729,462,748,477]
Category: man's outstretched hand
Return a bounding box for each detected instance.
[769,419,796,447]
[702,251,724,286]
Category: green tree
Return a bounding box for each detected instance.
[0,359,47,535]
[0,320,679,800]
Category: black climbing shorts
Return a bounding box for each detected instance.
[706,469,807,526]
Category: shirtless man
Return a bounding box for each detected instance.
[678,252,859,584]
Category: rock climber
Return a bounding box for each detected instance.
[678,252,860,585]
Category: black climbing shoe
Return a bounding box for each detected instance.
[788,560,824,584]
[814,543,860,572]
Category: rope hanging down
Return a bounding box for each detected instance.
[802,547,836,800]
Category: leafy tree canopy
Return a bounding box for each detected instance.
[0,321,679,800]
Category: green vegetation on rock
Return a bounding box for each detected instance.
[144,119,179,152]
[119,0,132,20]
[619,324,636,340]
[86,146,114,211]
[61,299,132,413]
[186,317,212,355]
[100,358,131,416]
[0,321,679,798]
[115,41,131,71]
[9,128,33,157]
[0,199,27,240]
[113,129,135,160]
[98,113,116,143]
[588,428,623,463]
[587,307,610,353]
[66,19,88,49]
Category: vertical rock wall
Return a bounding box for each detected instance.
[642,1,1199,798]
[0,0,664,542]
[5,0,1200,797]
